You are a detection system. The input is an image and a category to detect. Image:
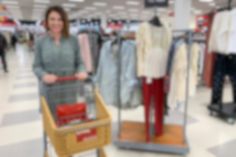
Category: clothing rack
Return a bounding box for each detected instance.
[114,29,194,155]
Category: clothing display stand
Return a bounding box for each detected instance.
[114,30,194,155]
[208,0,236,125]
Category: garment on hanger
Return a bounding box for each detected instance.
[190,43,201,96]
[198,43,206,76]
[167,40,200,109]
[211,53,236,105]
[120,40,141,107]
[78,33,93,73]
[95,40,141,108]
[136,22,171,81]
[168,40,187,108]
[166,38,180,77]
[88,32,101,72]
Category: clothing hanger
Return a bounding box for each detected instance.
[149,8,162,27]
[111,31,119,45]
[150,16,162,27]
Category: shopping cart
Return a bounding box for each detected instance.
[41,76,111,157]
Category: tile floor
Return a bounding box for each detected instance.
[0,44,236,157]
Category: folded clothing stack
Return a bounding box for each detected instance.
[56,102,97,142]
[56,102,88,126]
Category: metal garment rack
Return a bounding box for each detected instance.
[114,29,194,155]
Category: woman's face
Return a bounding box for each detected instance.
[47,11,64,34]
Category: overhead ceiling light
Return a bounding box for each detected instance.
[142,10,152,15]
[64,8,71,12]
[158,8,166,12]
[34,0,50,4]
[118,11,127,14]
[113,6,125,10]
[69,0,84,2]
[6,5,20,9]
[130,14,139,17]
[34,4,47,8]
[209,2,216,6]
[199,0,213,2]
[33,9,45,12]
[169,0,174,4]
[62,3,77,8]
[2,1,18,5]
[93,2,107,7]
[128,9,139,12]
[126,1,140,5]
[84,7,96,10]
[193,9,202,14]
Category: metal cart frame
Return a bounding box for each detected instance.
[41,78,111,157]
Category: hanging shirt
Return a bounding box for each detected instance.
[168,41,200,109]
[88,33,101,71]
[95,40,141,108]
[136,22,171,80]
[78,33,93,73]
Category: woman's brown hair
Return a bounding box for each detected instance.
[45,6,69,37]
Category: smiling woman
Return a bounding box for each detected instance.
[33,5,88,116]
[45,6,69,38]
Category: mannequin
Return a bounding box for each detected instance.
[136,20,171,142]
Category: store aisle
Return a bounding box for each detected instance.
[0,44,236,157]
[0,44,42,157]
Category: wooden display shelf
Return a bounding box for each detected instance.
[115,121,189,155]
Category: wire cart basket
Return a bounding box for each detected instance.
[41,76,111,157]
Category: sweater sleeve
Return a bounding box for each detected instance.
[33,38,47,80]
[136,24,145,77]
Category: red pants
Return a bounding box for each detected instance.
[143,78,164,142]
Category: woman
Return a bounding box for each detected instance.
[33,6,88,119]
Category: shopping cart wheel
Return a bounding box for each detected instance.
[43,132,48,157]
[96,149,100,157]
[210,111,218,117]
[227,118,236,125]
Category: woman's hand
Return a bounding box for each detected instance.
[43,74,58,84]
[75,72,88,81]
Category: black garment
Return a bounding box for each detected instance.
[0,34,7,50]
[0,34,7,72]
[0,50,7,72]
[11,34,17,48]
[211,53,236,105]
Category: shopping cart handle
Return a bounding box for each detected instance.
[56,76,94,83]
[56,76,78,82]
